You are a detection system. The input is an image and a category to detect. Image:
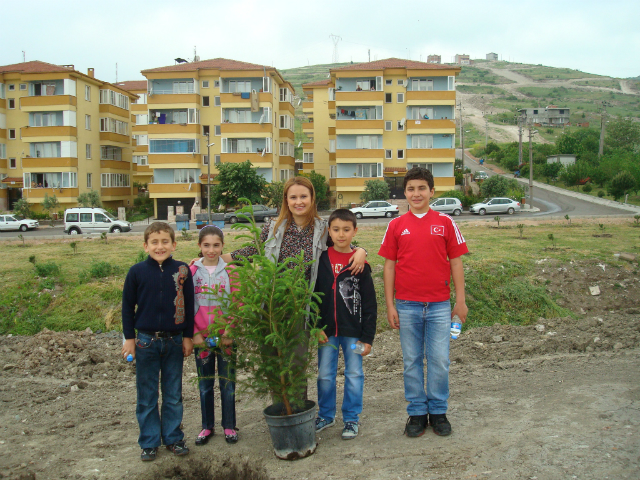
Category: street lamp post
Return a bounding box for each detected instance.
[205,133,215,224]
[528,124,537,208]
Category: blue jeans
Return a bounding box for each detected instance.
[317,336,364,423]
[135,332,184,449]
[396,300,451,416]
[194,346,236,430]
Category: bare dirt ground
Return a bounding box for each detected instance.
[1,258,639,480]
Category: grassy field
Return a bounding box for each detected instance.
[457,85,510,95]
[573,79,621,90]
[457,66,516,85]
[515,65,604,81]
[3,219,638,337]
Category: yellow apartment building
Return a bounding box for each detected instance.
[0,61,137,212]
[302,58,460,206]
[140,58,296,219]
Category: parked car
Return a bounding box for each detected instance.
[430,197,463,216]
[469,198,521,216]
[225,204,277,224]
[64,207,132,235]
[474,171,489,181]
[350,201,399,219]
[0,214,39,232]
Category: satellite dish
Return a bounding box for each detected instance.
[261,149,266,157]
[297,141,302,147]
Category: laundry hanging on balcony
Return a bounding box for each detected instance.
[355,109,367,120]
[241,92,250,99]
[250,89,259,112]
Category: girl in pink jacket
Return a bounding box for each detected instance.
[189,225,239,445]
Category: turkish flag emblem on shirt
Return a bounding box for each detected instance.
[431,225,445,236]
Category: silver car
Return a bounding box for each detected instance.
[430,197,463,216]
[469,197,521,215]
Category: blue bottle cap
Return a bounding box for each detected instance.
[126,354,133,362]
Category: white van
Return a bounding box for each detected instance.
[64,207,132,235]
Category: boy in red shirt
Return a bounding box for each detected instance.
[378,167,468,437]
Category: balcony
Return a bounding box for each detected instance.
[406,148,455,159]
[302,142,314,150]
[220,123,272,135]
[99,132,129,144]
[134,164,153,175]
[221,152,273,165]
[406,119,455,133]
[0,98,5,109]
[148,123,200,135]
[22,157,78,169]
[148,93,200,105]
[131,104,147,112]
[21,126,77,139]
[149,183,202,197]
[336,149,384,162]
[302,121,314,133]
[25,187,79,201]
[279,102,295,114]
[99,103,130,118]
[148,153,202,166]
[331,177,376,189]
[220,92,272,106]
[0,128,6,139]
[20,95,77,110]
[406,91,456,103]
[101,187,132,198]
[100,160,131,170]
[279,129,294,140]
[302,101,313,109]
[335,120,384,134]
[335,91,384,103]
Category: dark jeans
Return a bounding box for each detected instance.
[194,346,236,430]
[135,332,184,449]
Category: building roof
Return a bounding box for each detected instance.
[141,58,272,73]
[0,60,74,74]
[302,79,331,87]
[115,80,147,91]
[332,58,457,72]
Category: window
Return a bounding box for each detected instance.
[409,163,433,172]
[214,125,221,136]
[408,107,434,120]
[397,121,405,131]
[203,155,209,165]
[385,79,392,86]
[173,169,198,183]
[87,173,92,188]
[412,79,433,91]
[99,89,129,110]
[203,125,210,136]
[0,144,5,159]
[85,85,91,101]
[279,142,295,157]
[86,144,91,159]
[0,83,4,99]
[99,118,128,135]
[223,138,253,153]
[8,98,15,109]
[133,155,148,166]
[397,149,404,159]
[356,135,379,149]
[280,169,291,181]
[31,112,60,127]
[330,165,337,178]
[101,173,130,187]
[24,172,76,188]
[397,93,404,103]
[411,135,434,149]
[279,115,294,131]
[385,93,392,103]
[135,114,148,125]
[202,96,210,107]
[149,139,198,153]
[385,149,392,159]
[214,96,221,107]
[303,153,314,163]
[9,129,16,139]
[448,76,455,91]
[20,84,27,91]
[397,79,404,85]
[329,139,336,153]
[227,109,252,123]
[32,142,61,157]
[355,163,382,177]
[328,88,335,101]
[214,154,220,165]
[133,134,148,146]
[202,80,209,89]
[279,88,292,102]
[100,146,122,161]
[214,80,220,88]
[80,213,92,222]
[385,121,392,131]
[9,158,16,169]
[8,84,15,91]
[172,80,195,94]
[133,93,147,104]
[85,115,91,130]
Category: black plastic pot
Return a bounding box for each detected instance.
[263,400,317,460]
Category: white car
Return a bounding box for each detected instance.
[350,201,399,219]
[0,214,39,232]
[469,198,521,215]
[430,197,463,216]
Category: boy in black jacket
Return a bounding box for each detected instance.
[315,209,376,440]
[122,222,194,461]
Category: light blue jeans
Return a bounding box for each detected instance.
[396,300,451,416]
[317,336,364,423]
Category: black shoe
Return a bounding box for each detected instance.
[429,414,452,436]
[195,429,214,446]
[404,415,428,437]
[166,440,190,456]
[140,447,158,461]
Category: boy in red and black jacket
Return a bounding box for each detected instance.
[314,209,376,440]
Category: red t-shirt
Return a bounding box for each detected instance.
[378,209,468,302]
[327,247,353,278]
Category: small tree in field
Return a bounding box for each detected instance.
[607,171,636,201]
[77,190,102,208]
[360,179,390,203]
[263,181,284,211]
[211,160,267,211]
[13,198,31,218]
[41,194,60,226]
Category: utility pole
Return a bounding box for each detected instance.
[458,102,465,186]
[483,113,489,147]
[598,102,608,157]
[528,123,535,208]
[206,132,212,223]
[518,113,524,167]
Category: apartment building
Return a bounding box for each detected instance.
[302,58,460,206]
[518,106,571,127]
[427,55,441,64]
[140,58,296,219]
[455,54,471,65]
[115,80,153,189]
[0,61,137,212]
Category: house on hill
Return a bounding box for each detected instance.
[455,54,471,65]
[486,53,499,61]
[518,105,570,127]
[427,55,441,64]
[547,154,576,166]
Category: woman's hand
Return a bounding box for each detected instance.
[348,247,367,275]
[193,333,204,346]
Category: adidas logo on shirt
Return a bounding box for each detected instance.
[401,229,411,236]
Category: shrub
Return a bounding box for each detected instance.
[85,261,119,279]
[34,262,61,278]
[597,190,606,198]
[582,184,592,193]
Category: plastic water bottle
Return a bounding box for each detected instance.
[450,315,462,340]
[350,342,366,355]
[206,336,218,348]
[122,335,134,362]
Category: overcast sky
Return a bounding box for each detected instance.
[1,0,638,83]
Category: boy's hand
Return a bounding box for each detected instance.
[182,337,194,357]
[452,303,469,323]
[387,305,400,329]
[359,342,372,356]
[317,331,328,344]
[121,338,136,360]
[347,248,366,275]
[220,336,233,347]
[193,333,204,346]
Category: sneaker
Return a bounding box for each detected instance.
[224,429,238,444]
[404,415,428,437]
[342,421,359,440]
[166,440,189,456]
[429,414,452,436]
[195,429,214,446]
[315,417,336,432]
[140,447,157,461]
